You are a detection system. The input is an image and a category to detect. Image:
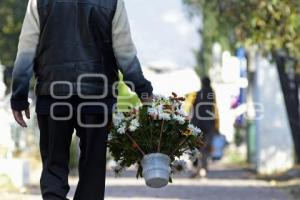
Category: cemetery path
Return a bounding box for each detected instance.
[0,165,293,200]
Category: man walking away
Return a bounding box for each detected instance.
[10,0,153,199]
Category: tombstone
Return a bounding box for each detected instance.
[213,51,241,143]
[210,42,223,82]
[0,63,14,157]
[253,55,294,175]
[0,62,30,187]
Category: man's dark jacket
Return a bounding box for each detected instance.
[11,0,153,111]
[36,0,118,97]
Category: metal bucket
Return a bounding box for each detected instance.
[141,153,171,188]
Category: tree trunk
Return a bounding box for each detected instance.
[275,54,300,164]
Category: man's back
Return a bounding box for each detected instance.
[35,0,119,97]
[11,0,153,112]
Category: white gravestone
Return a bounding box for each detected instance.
[0,63,30,187]
[254,56,294,175]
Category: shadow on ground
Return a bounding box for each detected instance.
[19,167,292,200]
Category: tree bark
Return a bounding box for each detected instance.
[275,54,300,164]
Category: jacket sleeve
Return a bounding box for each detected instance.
[112,0,153,99]
[10,0,40,111]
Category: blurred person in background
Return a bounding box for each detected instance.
[190,76,219,178]
[10,0,153,199]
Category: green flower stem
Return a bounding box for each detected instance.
[170,136,190,157]
[125,132,145,156]
[149,121,153,152]
[110,140,137,154]
[180,147,190,153]
[157,120,165,152]
[147,118,154,153]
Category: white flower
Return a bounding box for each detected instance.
[129,125,137,132]
[108,134,113,141]
[188,148,200,162]
[148,105,164,119]
[148,107,159,116]
[171,160,187,174]
[173,102,181,109]
[155,94,168,101]
[131,118,140,126]
[117,123,127,134]
[176,108,186,116]
[129,118,140,132]
[173,114,186,125]
[113,112,125,127]
[188,124,202,136]
[156,104,164,112]
[159,112,171,120]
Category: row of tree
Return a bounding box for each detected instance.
[182,0,300,163]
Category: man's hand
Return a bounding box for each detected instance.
[12,108,30,128]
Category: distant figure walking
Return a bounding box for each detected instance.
[190,76,218,178]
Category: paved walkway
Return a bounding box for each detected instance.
[0,166,293,200]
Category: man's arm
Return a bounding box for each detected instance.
[11,0,40,110]
[10,0,40,127]
[112,0,153,101]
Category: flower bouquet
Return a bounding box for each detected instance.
[108,93,204,188]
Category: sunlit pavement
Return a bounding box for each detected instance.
[0,165,292,200]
